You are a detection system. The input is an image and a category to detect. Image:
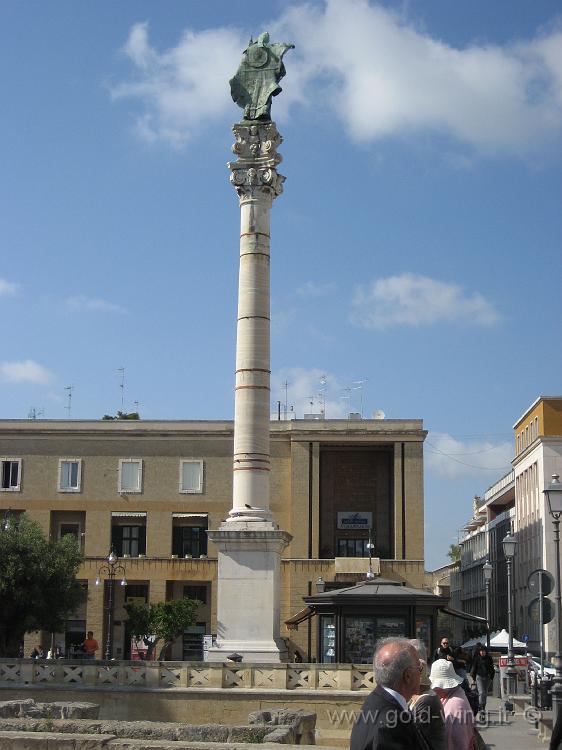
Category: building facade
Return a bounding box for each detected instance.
[0,417,427,661]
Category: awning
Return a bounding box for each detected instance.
[172,512,208,518]
[440,606,487,624]
[285,607,314,631]
[111,512,147,518]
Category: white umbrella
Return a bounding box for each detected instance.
[489,628,526,649]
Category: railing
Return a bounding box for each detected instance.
[0,659,374,692]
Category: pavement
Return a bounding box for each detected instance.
[476,695,544,749]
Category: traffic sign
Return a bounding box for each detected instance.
[528,569,554,596]
[528,596,555,624]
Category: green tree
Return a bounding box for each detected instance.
[0,514,86,657]
[125,598,200,660]
[447,543,461,562]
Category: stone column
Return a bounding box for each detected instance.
[207,121,291,663]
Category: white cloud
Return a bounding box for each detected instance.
[350,273,500,329]
[0,278,18,296]
[426,432,513,479]
[113,1,562,155]
[112,22,246,148]
[295,281,337,298]
[271,367,349,418]
[0,360,54,385]
[66,296,127,314]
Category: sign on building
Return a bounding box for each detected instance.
[337,512,373,530]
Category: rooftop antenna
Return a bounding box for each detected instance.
[117,368,125,410]
[283,379,290,420]
[352,379,367,418]
[133,400,140,415]
[28,406,44,420]
[64,386,74,419]
[319,374,327,417]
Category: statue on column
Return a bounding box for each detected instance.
[230,32,294,121]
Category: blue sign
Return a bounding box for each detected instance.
[522,634,529,642]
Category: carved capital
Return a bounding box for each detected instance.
[228,121,286,201]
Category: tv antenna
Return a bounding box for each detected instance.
[117,367,125,410]
[28,406,44,420]
[319,374,327,417]
[352,379,367,418]
[65,386,74,418]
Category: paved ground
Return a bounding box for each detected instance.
[477,696,544,749]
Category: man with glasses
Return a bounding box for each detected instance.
[432,636,454,664]
[350,637,429,750]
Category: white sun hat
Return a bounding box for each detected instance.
[429,659,464,690]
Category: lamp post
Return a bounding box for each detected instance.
[502,533,518,698]
[483,560,493,650]
[366,529,376,581]
[95,548,127,660]
[544,473,562,722]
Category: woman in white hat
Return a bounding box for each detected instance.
[429,658,475,750]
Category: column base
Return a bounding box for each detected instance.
[207,526,292,664]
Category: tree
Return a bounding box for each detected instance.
[102,411,140,420]
[447,543,461,562]
[0,514,86,657]
[125,598,200,660]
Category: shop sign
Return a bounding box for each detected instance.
[337,512,372,529]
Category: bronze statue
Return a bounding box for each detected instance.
[230,32,294,121]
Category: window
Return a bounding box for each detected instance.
[58,459,81,491]
[183,585,208,604]
[59,523,80,541]
[119,459,142,493]
[112,524,146,557]
[180,460,203,493]
[1,459,21,491]
[337,538,369,557]
[173,526,208,558]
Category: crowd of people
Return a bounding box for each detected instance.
[24,631,99,660]
[350,635,495,750]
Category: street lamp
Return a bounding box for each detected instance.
[366,529,376,581]
[483,560,493,650]
[544,473,562,722]
[502,533,518,698]
[95,547,127,660]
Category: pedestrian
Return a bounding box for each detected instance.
[82,631,99,660]
[433,636,455,664]
[430,659,475,750]
[350,637,430,750]
[469,644,494,714]
[29,645,43,659]
[409,639,446,750]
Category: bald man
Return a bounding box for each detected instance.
[350,637,429,750]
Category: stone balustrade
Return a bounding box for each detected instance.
[0,659,374,692]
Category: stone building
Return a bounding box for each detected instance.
[0,416,427,661]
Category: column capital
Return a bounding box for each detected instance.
[228,121,285,202]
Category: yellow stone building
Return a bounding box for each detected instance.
[0,417,427,661]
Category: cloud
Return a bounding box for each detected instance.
[271,367,350,418]
[0,360,54,385]
[295,281,337,298]
[426,432,513,479]
[350,273,500,329]
[111,22,246,148]
[66,296,127,314]
[113,1,562,155]
[0,278,18,297]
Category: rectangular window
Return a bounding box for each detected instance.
[119,459,142,493]
[112,523,146,557]
[173,526,208,558]
[59,459,81,491]
[337,538,369,557]
[1,459,21,491]
[183,585,208,604]
[59,523,80,540]
[180,460,203,493]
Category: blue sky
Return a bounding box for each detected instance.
[2,0,561,569]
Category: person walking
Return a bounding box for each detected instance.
[430,659,475,750]
[469,644,494,714]
[350,637,429,750]
[433,637,455,664]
